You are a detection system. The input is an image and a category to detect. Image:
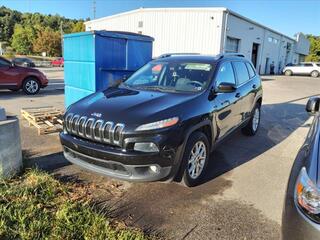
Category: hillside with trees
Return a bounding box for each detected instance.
[0,6,86,57]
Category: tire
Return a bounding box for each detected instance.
[22,78,40,95]
[311,70,319,78]
[284,70,292,76]
[242,104,261,136]
[181,131,210,187]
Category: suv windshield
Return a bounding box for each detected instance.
[123,62,214,93]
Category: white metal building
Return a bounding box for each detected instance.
[85,7,310,74]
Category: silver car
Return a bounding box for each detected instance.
[282,97,320,239]
[283,62,320,78]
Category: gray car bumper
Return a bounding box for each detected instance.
[282,200,320,240]
[63,146,172,182]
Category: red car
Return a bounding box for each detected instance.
[51,57,64,67]
[0,57,48,95]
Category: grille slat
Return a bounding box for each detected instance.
[64,113,125,147]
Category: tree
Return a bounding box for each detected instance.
[33,27,62,56]
[11,24,35,54]
[71,21,85,33]
[306,35,320,62]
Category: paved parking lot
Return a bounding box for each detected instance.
[1,71,320,239]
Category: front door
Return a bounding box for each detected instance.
[212,61,242,138]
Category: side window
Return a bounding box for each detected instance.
[233,61,250,85]
[303,63,313,67]
[245,62,256,79]
[215,62,236,86]
[0,59,10,67]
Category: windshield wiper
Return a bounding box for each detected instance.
[134,85,176,92]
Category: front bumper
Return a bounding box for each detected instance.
[282,199,320,240]
[60,133,182,182]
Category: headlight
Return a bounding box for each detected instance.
[135,117,179,131]
[134,142,159,153]
[295,167,320,223]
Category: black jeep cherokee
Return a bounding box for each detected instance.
[60,53,263,187]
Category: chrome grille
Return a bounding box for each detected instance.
[64,113,125,147]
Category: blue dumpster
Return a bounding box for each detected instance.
[63,31,154,107]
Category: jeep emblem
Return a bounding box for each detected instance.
[91,112,102,118]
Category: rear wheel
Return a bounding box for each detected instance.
[311,70,319,78]
[242,104,261,136]
[284,70,292,76]
[182,132,209,187]
[23,78,40,95]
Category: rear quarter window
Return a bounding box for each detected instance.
[245,62,256,79]
[233,61,250,85]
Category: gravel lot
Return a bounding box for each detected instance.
[1,70,320,239]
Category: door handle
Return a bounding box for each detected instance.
[252,84,257,89]
[235,92,241,98]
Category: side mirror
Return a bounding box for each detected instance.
[216,82,236,93]
[10,62,15,67]
[306,97,320,115]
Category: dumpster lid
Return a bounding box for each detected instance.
[95,30,154,42]
[63,30,154,42]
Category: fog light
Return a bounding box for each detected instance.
[149,165,159,173]
[134,142,159,152]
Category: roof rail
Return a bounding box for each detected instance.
[217,53,245,59]
[157,53,200,59]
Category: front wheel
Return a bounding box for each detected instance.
[284,70,292,76]
[23,78,40,95]
[242,104,261,136]
[182,132,209,187]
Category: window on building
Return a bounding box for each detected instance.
[226,37,240,53]
[245,62,256,78]
[233,61,250,85]
[273,38,279,44]
[138,21,143,28]
[215,62,236,86]
[268,37,273,42]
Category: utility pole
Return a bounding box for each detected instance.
[93,0,96,20]
[60,21,64,57]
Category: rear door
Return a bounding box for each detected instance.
[0,58,18,89]
[213,61,241,138]
[232,61,253,123]
[300,63,314,75]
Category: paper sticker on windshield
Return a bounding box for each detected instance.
[185,63,212,71]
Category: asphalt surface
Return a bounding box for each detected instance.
[1,71,320,239]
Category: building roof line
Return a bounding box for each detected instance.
[85,7,298,42]
[225,9,296,41]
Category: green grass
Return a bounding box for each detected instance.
[0,169,149,240]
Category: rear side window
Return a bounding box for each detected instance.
[0,58,10,67]
[303,63,313,67]
[215,62,236,86]
[245,62,256,78]
[233,61,250,85]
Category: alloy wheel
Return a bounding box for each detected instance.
[25,80,39,94]
[187,141,207,179]
[252,107,260,132]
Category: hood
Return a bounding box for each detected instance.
[15,65,40,73]
[67,86,201,128]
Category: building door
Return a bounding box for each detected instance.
[251,43,259,68]
[265,57,270,74]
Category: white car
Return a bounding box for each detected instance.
[283,62,320,78]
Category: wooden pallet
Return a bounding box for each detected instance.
[21,106,64,135]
